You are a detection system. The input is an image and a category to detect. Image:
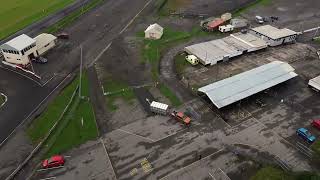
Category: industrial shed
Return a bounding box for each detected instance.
[34,33,57,56]
[184,32,267,65]
[198,61,298,108]
[250,25,297,46]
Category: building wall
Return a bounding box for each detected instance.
[145,31,162,40]
[37,40,56,55]
[1,45,37,65]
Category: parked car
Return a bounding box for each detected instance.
[32,56,48,64]
[57,32,69,39]
[42,155,65,168]
[255,16,264,24]
[312,120,320,130]
[296,128,316,143]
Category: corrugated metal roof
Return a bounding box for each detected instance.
[34,33,57,48]
[308,75,320,90]
[198,61,298,108]
[150,101,168,110]
[251,25,297,40]
[3,34,35,51]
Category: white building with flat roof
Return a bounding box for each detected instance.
[250,25,297,46]
[0,34,37,66]
[145,23,164,40]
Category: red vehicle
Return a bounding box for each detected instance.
[171,111,191,125]
[42,155,65,168]
[312,120,320,130]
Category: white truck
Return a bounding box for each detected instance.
[150,101,169,115]
[219,25,234,33]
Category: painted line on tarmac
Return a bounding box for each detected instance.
[100,138,118,180]
[90,42,112,66]
[119,0,153,35]
[0,66,42,86]
[0,93,8,108]
[153,124,201,143]
[117,129,155,142]
[41,74,57,87]
[37,166,64,172]
[39,177,56,180]
[0,74,71,148]
[218,168,231,180]
[159,148,224,180]
[208,172,216,180]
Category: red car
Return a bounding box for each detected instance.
[312,120,320,130]
[42,155,65,168]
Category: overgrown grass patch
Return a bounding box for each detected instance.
[103,76,135,111]
[250,166,320,180]
[233,0,272,17]
[0,0,75,39]
[27,77,79,144]
[157,0,192,16]
[158,83,182,107]
[312,140,320,157]
[174,53,190,75]
[45,0,104,33]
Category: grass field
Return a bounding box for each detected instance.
[0,0,75,39]
[103,74,136,111]
[233,0,272,16]
[28,72,98,157]
[45,0,104,34]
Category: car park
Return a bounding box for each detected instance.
[296,128,316,143]
[42,155,65,169]
[312,120,320,130]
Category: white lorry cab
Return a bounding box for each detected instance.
[150,101,169,115]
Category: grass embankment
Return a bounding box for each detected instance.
[251,166,320,180]
[174,53,189,75]
[27,72,98,157]
[103,75,135,111]
[45,0,104,33]
[312,140,320,158]
[139,27,214,106]
[233,0,272,17]
[0,0,75,39]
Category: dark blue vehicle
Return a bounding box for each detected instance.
[296,128,316,143]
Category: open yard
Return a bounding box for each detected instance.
[0,0,75,39]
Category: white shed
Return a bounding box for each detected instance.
[145,23,164,40]
[150,101,169,115]
[34,33,57,56]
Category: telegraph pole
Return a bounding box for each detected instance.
[79,45,83,98]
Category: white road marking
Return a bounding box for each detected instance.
[41,74,56,87]
[91,42,112,66]
[0,66,42,86]
[208,172,216,180]
[302,26,320,33]
[37,166,64,172]
[100,138,118,180]
[0,74,71,148]
[119,0,153,35]
[159,148,224,180]
[117,129,155,142]
[0,93,8,108]
[218,168,231,180]
[39,177,56,180]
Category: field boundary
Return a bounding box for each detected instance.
[5,84,79,180]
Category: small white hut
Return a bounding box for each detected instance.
[144,23,164,40]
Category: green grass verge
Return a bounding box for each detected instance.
[158,84,182,106]
[251,166,320,180]
[157,0,191,16]
[27,77,79,144]
[103,75,135,111]
[312,140,320,157]
[174,53,189,75]
[45,0,104,34]
[0,0,75,39]
[233,0,272,17]
[28,72,98,157]
[139,26,215,106]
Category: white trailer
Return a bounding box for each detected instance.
[219,25,234,33]
[309,76,320,92]
[150,101,169,115]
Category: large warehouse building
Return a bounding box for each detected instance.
[184,32,267,66]
[198,61,298,108]
[308,75,320,91]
